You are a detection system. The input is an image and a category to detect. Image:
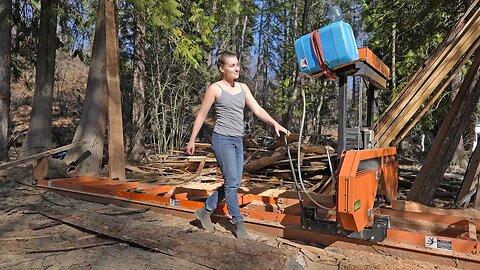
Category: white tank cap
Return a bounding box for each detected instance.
[327,6,343,22]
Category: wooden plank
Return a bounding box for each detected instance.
[392,37,480,145]
[375,1,478,128]
[0,141,86,171]
[375,9,480,147]
[374,6,480,136]
[391,200,480,220]
[302,145,333,154]
[104,0,125,179]
[377,21,480,147]
[468,219,477,240]
[378,33,480,147]
[187,156,207,181]
[407,49,480,202]
[377,30,480,148]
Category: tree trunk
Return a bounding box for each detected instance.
[407,50,480,204]
[249,4,265,131]
[261,17,270,108]
[391,22,397,91]
[237,15,248,65]
[21,0,58,157]
[0,0,11,160]
[463,112,476,151]
[130,7,146,162]
[64,0,108,176]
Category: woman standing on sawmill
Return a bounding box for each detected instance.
[186,50,290,239]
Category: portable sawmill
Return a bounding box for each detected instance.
[291,6,397,242]
[35,6,480,268]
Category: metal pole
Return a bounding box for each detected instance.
[366,83,375,128]
[358,78,363,149]
[338,76,347,156]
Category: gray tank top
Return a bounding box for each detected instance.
[213,83,246,137]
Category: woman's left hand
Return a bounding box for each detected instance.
[274,123,290,137]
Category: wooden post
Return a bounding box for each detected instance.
[338,75,347,155]
[104,0,125,179]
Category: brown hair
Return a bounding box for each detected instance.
[216,50,237,69]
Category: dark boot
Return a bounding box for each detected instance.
[235,220,251,239]
[194,207,214,231]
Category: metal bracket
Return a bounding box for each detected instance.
[303,206,390,242]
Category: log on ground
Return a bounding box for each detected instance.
[33,157,68,180]
[36,205,300,270]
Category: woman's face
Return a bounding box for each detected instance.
[220,56,240,81]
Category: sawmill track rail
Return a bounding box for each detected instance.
[36,177,480,269]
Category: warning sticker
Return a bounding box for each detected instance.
[170,199,180,207]
[424,236,453,251]
[354,199,361,212]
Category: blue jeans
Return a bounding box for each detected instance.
[205,132,244,223]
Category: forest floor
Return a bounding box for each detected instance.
[0,164,459,270]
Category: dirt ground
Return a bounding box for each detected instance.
[0,165,462,270]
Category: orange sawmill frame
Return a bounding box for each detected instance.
[36,176,480,268]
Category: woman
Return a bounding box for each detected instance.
[186,51,289,239]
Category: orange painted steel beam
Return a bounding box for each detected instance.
[357,47,390,79]
[36,178,480,268]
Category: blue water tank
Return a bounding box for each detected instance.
[294,21,359,75]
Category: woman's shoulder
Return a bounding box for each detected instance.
[206,82,222,98]
[237,82,251,93]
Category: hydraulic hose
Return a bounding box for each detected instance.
[283,86,334,211]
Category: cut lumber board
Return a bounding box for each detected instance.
[105,0,125,179]
[379,28,480,147]
[377,0,479,121]
[392,36,480,145]
[374,5,480,147]
[475,182,480,210]
[376,6,480,129]
[0,141,86,171]
[391,200,480,220]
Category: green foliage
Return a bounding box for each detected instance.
[131,0,216,66]
[11,0,41,79]
[57,0,96,62]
